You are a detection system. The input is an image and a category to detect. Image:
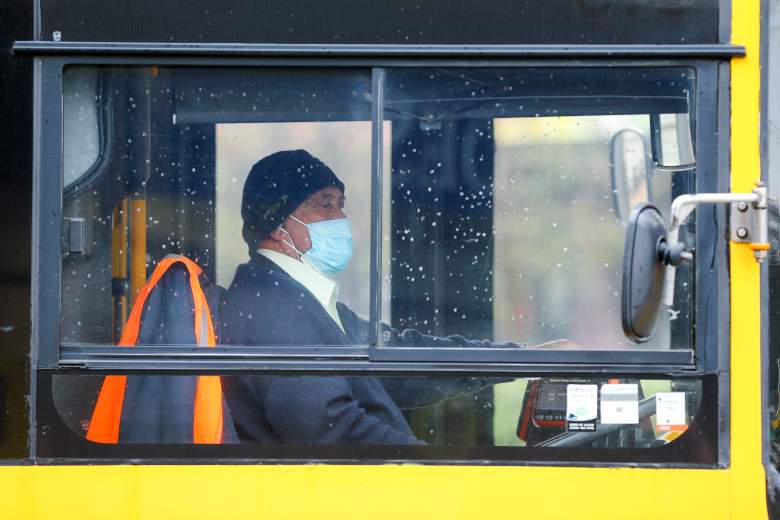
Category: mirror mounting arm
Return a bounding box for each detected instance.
[663,183,768,306]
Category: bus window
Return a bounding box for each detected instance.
[47,63,714,462]
[45,371,714,465]
[58,65,698,355]
[379,67,695,352]
[59,66,373,346]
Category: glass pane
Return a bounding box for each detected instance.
[49,372,710,461]
[63,67,101,189]
[381,67,696,351]
[60,66,372,347]
[657,113,695,167]
[215,121,373,314]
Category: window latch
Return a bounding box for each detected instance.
[61,217,85,255]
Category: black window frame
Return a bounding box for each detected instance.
[18,43,739,466]
[32,52,730,375]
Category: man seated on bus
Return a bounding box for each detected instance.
[220,149,553,445]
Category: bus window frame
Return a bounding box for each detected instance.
[32,54,727,375]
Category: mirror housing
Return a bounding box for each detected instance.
[610,129,652,225]
[621,203,667,343]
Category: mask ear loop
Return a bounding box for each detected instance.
[278,225,304,260]
[288,215,309,227]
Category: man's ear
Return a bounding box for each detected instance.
[267,226,287,242]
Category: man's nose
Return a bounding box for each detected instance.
[336,208,347,219]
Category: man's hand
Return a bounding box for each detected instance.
[528,339,579,349]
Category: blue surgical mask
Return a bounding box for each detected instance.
[282,215,353,277]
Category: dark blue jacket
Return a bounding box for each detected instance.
[220,255,504,445]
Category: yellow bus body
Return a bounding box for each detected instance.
[0,1,769,518]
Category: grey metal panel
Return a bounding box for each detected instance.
[13,42,747,58]
[29,57,42,460]
[716,60,732,468]
[60,344,693,367]
[719,0,732,43]
[12,54,719,68]
[767,4,780,191]
[31,57,66,456]
[33,57,65,370]
[61,344,371,358]
[368,67,384,350]
[763,0,780,491]
[33,0,41,41]
[370,347,693,365]
[695,61,729,374]
[760,0,771,477]
[58,356,696,376]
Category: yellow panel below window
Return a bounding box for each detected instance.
[0,465,743,520]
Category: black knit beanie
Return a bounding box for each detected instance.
[241,149,345,253]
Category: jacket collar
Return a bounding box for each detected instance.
[255,248,343,331]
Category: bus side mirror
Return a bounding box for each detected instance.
[610,129,652,226]
[650,113,695,172]
[622,188,769,343]
[621,203,669,343]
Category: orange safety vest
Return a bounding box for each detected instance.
[86,255,224,444]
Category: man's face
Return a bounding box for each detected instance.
[282,186,346,253]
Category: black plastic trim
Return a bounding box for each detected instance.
[13,42,747,58]
[58,351,694,375]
